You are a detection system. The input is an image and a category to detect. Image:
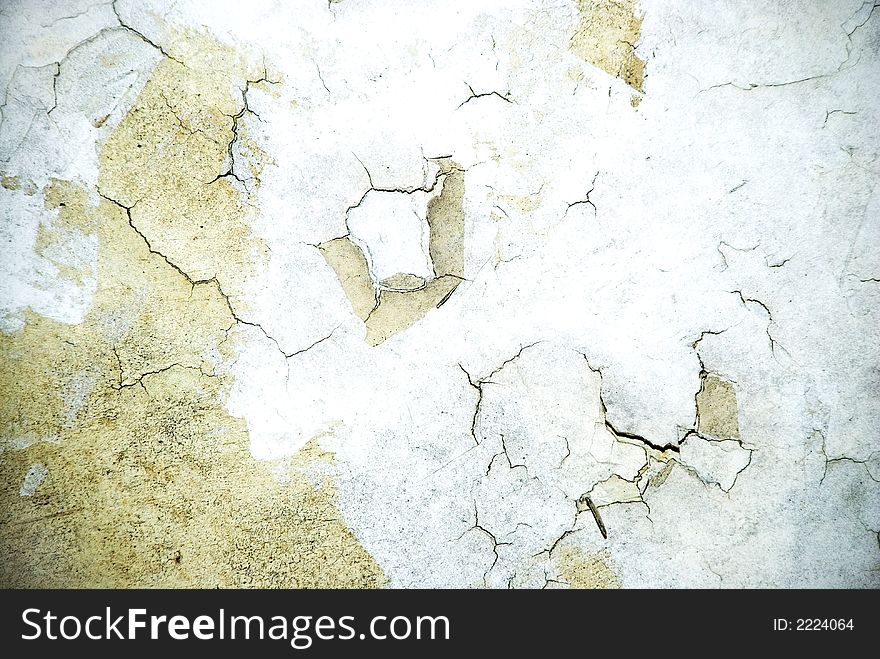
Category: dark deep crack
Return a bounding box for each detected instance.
[535,507,582,560]
[99,191,312,360]
[603,417,680,453]
[111,360,215,391]
[483,341,542,382]
[766,256,793,268]
[457,501,510,586]
[680,430,754,492]
[159,90,223,146]
[691,328,727,367]
[340,153,453,251]
[823,109,857,127]
[499,433,527,472]
[459,364,484,446]
[731,290,791,361]
[285,328,337,358]
[581,354,680,454]
[457,82,513,109]
[816,428,879,485]
[209,67,277,190]
[459,344,541,447]
[44,63,61,115]
[564,171,599,216]
[314,61,332,95]
[99,192,216,288]
[111,0,185,65]
[557,436,571,469]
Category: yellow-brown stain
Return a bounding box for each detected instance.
[318,237,377,321]
[570,0,646,91]
[554,546,620,588]
[0,31,385,588]
[426,159,466,279]
[1,175,21,190]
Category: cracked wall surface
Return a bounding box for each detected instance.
[1,0,878,588]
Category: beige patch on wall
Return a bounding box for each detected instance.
[1,174,35,195]
[553,546,621,589]
[570,0,646,92]
[318,238,377,321]
[1,175,21,190]
[696,373,740,439]
[0,31,385,588]
[97,30,276,321]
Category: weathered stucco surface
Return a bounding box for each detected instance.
[1,0,878,588]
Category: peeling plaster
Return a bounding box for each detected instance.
[322,158,467,346]
[570,0,646,91]
[0,24,383,588]
[1,0,878,589]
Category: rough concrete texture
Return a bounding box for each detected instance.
[1,0,878,588]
